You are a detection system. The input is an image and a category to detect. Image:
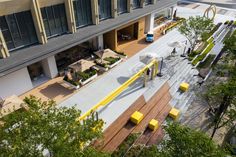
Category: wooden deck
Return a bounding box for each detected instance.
[94,82,172,153]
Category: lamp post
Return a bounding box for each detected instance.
[180,40,188,57]
[157,57,164,77]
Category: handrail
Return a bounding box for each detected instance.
[77,60,159,121]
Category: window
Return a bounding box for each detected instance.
[98,0,112,20]
[41,4,68,38]
[132,0,141,9]
[0,11,38,51]
[145,0,152,5]
[73,0,92,28]
[117,0,128,14]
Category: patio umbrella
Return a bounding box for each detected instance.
[167,41,185,49]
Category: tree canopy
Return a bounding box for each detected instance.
[178,16,214,53]
[0,96,109,157]
[139,123,226,157]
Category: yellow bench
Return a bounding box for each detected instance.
[179,82,190,92]
[130,111,144,125]
[169,108,180,120]
[148,119,159,131]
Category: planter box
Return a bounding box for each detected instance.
[95,65,109,72]
[79,73,98,86]
[63,80,80,89]
[108,58,122,69]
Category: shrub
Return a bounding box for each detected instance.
[95,60,108,68]
[192,42,215,65]
[104,57,121,65]
[197,54,216,69]
[63,76,80,86]
[77,68,97,82]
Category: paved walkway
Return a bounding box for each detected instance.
[59,5,235,129]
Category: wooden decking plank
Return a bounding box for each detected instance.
[102,83,170,152]
[132,92,171,133]
[134,103,171,145]
[147,104,172,145]
[93,96,146,149]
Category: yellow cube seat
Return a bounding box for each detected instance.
[130,111,144,125]
[148,119,159,131]
[169,108,180,120]
[179,82,190,92]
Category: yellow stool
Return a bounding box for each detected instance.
[169,108,180,120]
[130,111,144,125]
[179,82,190,92]
[148,119,159,131]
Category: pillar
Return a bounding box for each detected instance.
[98,35,104,49]
[140,0,145,8]
[41,56,58,78]
[31,0,47,44]
[91,0,99,25]
[112,0,118,18]
[145,13,155,33]
[0,30,10,58]
[127,0,132,13]
[65,0,76,33]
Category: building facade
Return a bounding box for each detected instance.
[0,0,177,98]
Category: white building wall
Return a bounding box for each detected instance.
[41,56,58,78]
[0,68,33,99]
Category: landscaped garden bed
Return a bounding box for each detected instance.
[114,51,128,58]
[63,68,98,88]
[192,42,215,66]
[162,18,185,34]
[104,57,122,68]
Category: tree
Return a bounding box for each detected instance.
[224,30,236,58]
[0,96,109,157]
[203,78,236,138]
[139,123,226,157]
[178,16,214,53]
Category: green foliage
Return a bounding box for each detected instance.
[95,60,109,68]
[77,68,97,81]
[201,23,221,42]
[224,30,236,57]
[192,42,215,65]
[179,16,214,53]
[197,54,216,69]
[104,57,121,65]
[0,96,106,157]
[63,75,80,86]
[138,123,226,157]
[112,133,140,157]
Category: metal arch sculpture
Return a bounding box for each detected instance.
[203,4,216,20]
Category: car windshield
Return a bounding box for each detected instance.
[147,34,153,37]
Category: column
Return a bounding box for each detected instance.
[112,0,118,18]
[91,0,99,25]
[65,0,77,33]
[98,35,104,49]
[127,0,132,13]
[0,30,10,58]
[31,0,47,44]
[145,13,155,33]
[140,0,145,8]
[41,56,58,78]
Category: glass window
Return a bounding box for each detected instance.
[98,0,112,20]
[0,11,38,51]
[41,4,68,38]
[117,0,128,15]
[73,0,92,28]
[132,0,140,9]
[145,0,152,5]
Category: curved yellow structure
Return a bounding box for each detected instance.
[203,4,216,20]
[77,59,159,121]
